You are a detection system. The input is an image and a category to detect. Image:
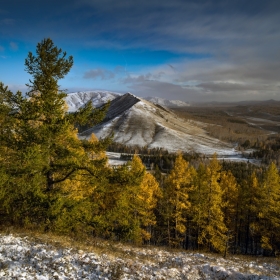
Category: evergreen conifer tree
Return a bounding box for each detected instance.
[0,38,109,229]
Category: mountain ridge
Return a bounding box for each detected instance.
[65,90,121,112]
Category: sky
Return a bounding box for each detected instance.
[1,0,280,103]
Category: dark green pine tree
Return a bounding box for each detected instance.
[0,38,110,228]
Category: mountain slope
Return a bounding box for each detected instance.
[78,92,235,155]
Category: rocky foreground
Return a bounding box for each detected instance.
[0,233,279,279]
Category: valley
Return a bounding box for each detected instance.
[173,101,280,165]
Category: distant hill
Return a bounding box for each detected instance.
[65,90,121,112]
[144,96,190,108]
[192,99,280,107]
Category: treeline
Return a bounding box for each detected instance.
[1,39,279,257]
[108,142,201,171]
[108,142,171,155]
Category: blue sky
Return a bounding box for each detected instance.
[1,0,280,102]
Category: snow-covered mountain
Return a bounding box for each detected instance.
[144,96,190,107]
[72,92,236,155]
[65,90,121,112]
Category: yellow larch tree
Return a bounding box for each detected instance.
[220,170,238,256]
[241,172,261,254]
[259,162,280,255]
[164,153,194,247]
[192,155,227,252]
[92,155,160,244]
[135,172,162,242]
[51,132,110,235]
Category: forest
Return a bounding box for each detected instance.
[0,39,279,257]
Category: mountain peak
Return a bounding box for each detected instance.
[102,93,141,122]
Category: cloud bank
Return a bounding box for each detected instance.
[1,0,280,102]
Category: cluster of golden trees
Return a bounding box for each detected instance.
[1,39,279,257]
[153,155,280,256]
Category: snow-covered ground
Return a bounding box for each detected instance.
[217,154,262,165]
[106,152,128,166]
[0,233,279,279]
[106,152,261,167]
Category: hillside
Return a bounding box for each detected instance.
[1,233,279,279]
[76,92,236,155]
